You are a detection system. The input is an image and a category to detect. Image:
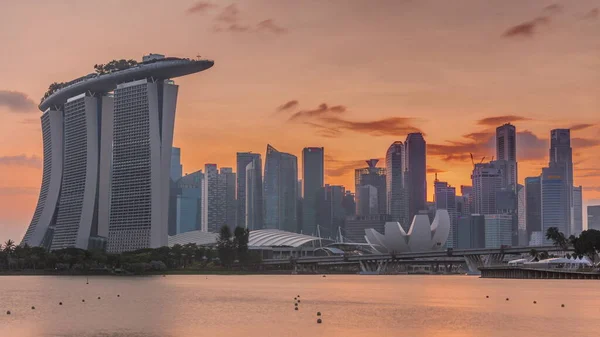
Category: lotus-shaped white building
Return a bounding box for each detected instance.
[364,210,450,253]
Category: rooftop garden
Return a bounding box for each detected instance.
[40,58,139,104]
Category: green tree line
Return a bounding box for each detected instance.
[546,227,600,261]
[0,226,261,274]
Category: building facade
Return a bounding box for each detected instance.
[175,170,203,234]
[495,123,518,192]
[385,141,409,227]
[484,214,513,248]
[457,214,485,249]
[217,168,236,231]
[315,185,346,239]
[236,152,262,229]
[433,177,457,248]
[245,160,263,230]
[541,166,569,239]
[525,176,542,241]
[405,133,427,222]
[572,186,583,236]
[355,159,386,216]
[588,205,600,231]
[471,163,502,215]
[170,147,182,182]
[202,164,219,232]
[302,147,324,236]
[549,129,573,234]
[21,55,213,252]
[264,145,298,232]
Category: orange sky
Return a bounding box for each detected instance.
[0,0,598,240]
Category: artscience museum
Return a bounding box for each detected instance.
[364,210,451,253]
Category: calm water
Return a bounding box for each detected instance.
[0,275,597,337]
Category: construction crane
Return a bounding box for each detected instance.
[470,153,475,167]
[479,156,486,164]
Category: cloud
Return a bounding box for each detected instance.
[570,123,595,131]
[303,122,341,138]
[277,100,299,112]
[325,156,384,179]
[319,116,422,137]
[289,103,347,121]
[585,186,600,193]
[477,115,530,126]
[186,2,218,14]
[0,154,42,169]
[427,166,446,174]
[257,19,287,34]
[572,138,600,148]
[576,168,600,178]
[0,90,37,113]
[583,8,599,20]
[502,16,550,38]
[216,4,240,23]
[429,129,548,163]
[543,4,563,14]
[0,186,38,196]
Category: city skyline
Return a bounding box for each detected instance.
[0,0,599,240]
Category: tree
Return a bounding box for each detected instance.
[233,226,250,265]
[217,226,235,268]
[571,230,600,262]
[545,227,568,250]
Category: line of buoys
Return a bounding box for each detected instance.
[97,297,101,300]
[117,295,120,297]
[317,312,321,316]
[59,302,63,306]
[533,301,537,304]
[486,295,489,298]
[561,304,565,307]
[506,298,509,301]
[295,307,298,311]
[31,306,35,310]
[295,303,298,307]
[6,310,11,315]
[82,299,85,303]
[317,318,322,324]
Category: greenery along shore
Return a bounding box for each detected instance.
[0,226,262,275]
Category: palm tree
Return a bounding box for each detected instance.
[3,239,15,253]
[545,227,568,250]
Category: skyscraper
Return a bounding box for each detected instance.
[517,184,527,245]
[175,170,203,234]
[355,159,386,216]
[525,176,542,241]
[264,145,298,232]
[170,147,183,182]
[588,205,600,231]
[541,166,569,239]
[471,163,502,215]
[236,152,262,229]
[434,177,457,247]
[572,186,583,236]
[244,160,263,230]
[316,185,346,239]
[549,128,573,234]
[386,141,409,227]
[484,214,513,248]
[21,55,213,252]
[405,133,427,222]
[495,123,517,191]
[218,168,237,231]
[202,164,219,232]
[302,147,324,236]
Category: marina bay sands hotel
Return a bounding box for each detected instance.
[21,54,214,253]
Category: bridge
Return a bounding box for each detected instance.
[261,245,570,274]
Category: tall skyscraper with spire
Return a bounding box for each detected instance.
[405,133,427,222]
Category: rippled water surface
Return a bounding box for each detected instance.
[0,275,598,337]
